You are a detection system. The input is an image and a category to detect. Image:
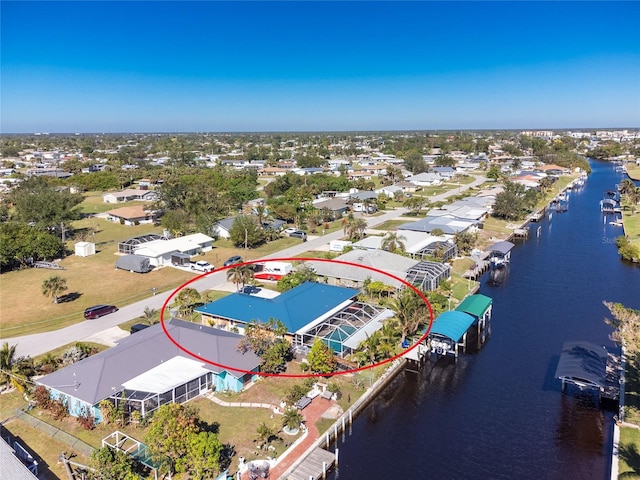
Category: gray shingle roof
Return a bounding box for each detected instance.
[0,439,38,480]
[37,319,260,405]
[309,249,420,287]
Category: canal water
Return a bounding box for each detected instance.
[330,160,640,480]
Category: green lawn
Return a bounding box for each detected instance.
[619,427,640,478]
[373,220,409,231]
[627,165,640,181]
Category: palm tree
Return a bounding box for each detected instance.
[142,306,159,325]
[41,276,68,304]
[539,177,553,193]
[379,321,401,353]
[255,422,275,449]
[0,342,17,387]
[619,179,636,201]
[354,331,383,367]
[381,231,407,254]
[226,265,255,290]
[173,287,201,319]
[628,187,640,208]
[387,289,422,343]
[282,407,304,432]
[343,215,367,241]
[0,342,31,393]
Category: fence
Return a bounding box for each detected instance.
[14,408,95,457]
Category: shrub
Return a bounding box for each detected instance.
[284,384,308,405]
[34,385,52,409]
[49,397,69,420]
[77,406,95,430]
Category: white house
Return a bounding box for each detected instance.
[406,172,443,186]
[103,189,158,204]
[133,233,214,266]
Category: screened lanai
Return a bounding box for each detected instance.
[296,302,395,357]
[411,240,458,263]
[107,357,214,418]
[118,233,165,254]
[405,261,451,291]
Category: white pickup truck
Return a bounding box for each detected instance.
[190,260,214,272]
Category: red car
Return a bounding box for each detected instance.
[84,305,118,319]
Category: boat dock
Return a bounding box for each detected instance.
[287,448,336,480]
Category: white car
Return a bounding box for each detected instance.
[283,228,298,235]
[190,261,214,272]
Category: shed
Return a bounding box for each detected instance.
[75,241,96,257]
[115,254,153,273]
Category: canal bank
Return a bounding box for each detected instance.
[325,159,640,480]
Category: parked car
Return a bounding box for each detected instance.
[84,304,118,320]
[223,255,243,267]
[190,260,214,272]
[289,230,307,241]
[283,227,298,235]
[240,285,261,295]
[130,323,150,334]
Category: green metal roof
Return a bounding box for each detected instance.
[455,294,492,318]
[429,311,476,343]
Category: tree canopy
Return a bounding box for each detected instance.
[144,403,223,478]
[492,181,539,220]
[8,177,84,228]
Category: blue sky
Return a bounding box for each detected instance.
[1,1,639,133]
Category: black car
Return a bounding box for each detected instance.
[84,304,118,320]
[223,255,243,267]
[240,285,261,295]
[289,230,307,241]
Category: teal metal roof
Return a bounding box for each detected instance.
[429,311,476,342]
[196,282,359,333]
[456,294,492,318]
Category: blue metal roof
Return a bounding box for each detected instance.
[196,282,359,333]
[429,311,476,342]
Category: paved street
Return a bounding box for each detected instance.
[2,176,485,358]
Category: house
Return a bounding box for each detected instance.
[106,205,158,226]
[25,168,72,179]
[346,190,378,202]
[36,319,261,423]
[102,189,158,204]
[259,167,289,176]
[352,231,458,262]
[196,282,393,357]
[213,217,236,239]
[398,216,479,235]
[535,164,570,176]
[376,185,404,198]
[426,203,488,222]
[310,249,451,291]
[313,198,349,219]
[430,166,457,178]
[133,233,214,266]
[0,437,39,479]
[406,172,443,186]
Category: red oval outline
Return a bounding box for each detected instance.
[160,257,434,378]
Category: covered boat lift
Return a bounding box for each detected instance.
[427,311,476,359]
[455,294,493,347]
[555,341,611,400]
[487,240,515,267]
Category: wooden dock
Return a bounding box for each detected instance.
[287,447,336,480]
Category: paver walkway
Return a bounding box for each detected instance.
[239,396,335,480]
